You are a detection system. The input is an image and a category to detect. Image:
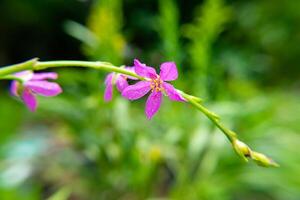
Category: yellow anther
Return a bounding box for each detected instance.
[150,77,164,93]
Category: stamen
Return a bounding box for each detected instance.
[150,76,163,93]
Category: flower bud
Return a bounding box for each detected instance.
[251,151,279,167]
[233,140,251,162]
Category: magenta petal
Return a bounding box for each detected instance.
[122,81,151,100]
[105,73,114,85]
[21,88,37,112]
[134,59,157,79]
[104,82,113,102]
[159,62,178,81]
[116,76,128,92]
[163,82,185,102]
[25,81,62,96]
[145,91,162,119]
[10,81,19,96]
[32,72,58,80]
[104,73,113,101]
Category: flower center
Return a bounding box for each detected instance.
[150,76,163,92]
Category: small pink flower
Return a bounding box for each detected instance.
[104,67,137,102]
[122,59,185,119]
[10,71,62,111]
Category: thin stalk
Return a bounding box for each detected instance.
[0,58,38,77]
[0,75,24,82]
[181,93,236,142]
[0,59,146,81]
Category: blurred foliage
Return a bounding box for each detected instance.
[158,0,181,66]
[0,0,300,199]
[183,0,231,98]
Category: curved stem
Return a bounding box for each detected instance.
[35,61,147,80]
[181,92,278,167]
[181,93,236,142]
[0,59,146,80]
[0,58,38,77]
[0,58,278,167]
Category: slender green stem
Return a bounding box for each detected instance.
[0,58,278,167]
[181,92,236,142]
[35,61,147,80]
[0,59,146,80]
[0,58,38,77]
[0,75,24,82]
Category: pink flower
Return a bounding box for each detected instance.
[104,67,137,101]
[10,71,62,112]
[122,59,185,119]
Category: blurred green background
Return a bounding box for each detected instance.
[0,0,300,199]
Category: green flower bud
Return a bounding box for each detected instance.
[251,151,279,167]
[233,140,251,162]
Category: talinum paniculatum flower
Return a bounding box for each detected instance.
[122,59,185,119]
[10,71,62,111]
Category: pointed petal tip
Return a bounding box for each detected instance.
[32,72,58,80]
[146,114,153,120]
[133,59,141,67]
[104,97,112,102]
[133,58,141,63]
[29,106,37,112]
[163,82,185,102]
[56,86,63,95]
